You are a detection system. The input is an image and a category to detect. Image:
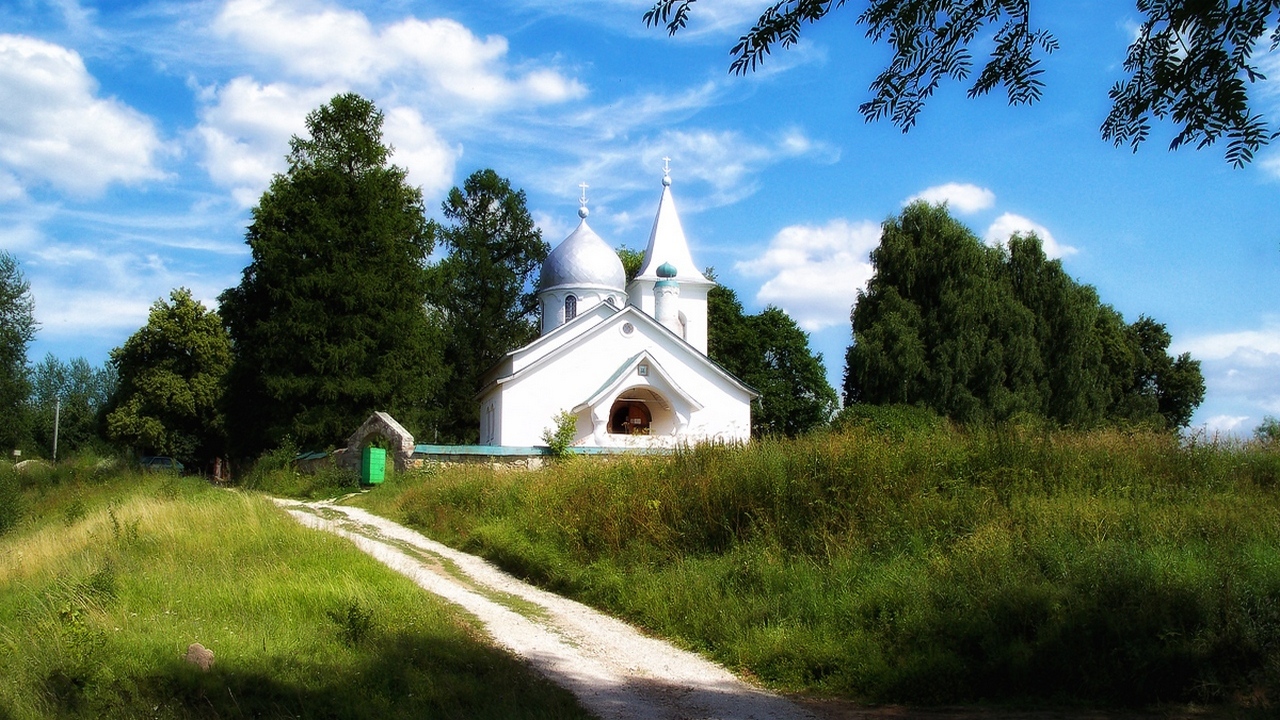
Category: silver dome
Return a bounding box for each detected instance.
[538,219,626,293]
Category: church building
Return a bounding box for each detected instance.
[475,168,756,448]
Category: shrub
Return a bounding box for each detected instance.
[832,402,946,437]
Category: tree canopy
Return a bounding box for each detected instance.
[426,169,548,443]
[645,0,1280,165]
[28,355,116,458]
[844,202,1204,428]
[709,284,838,436]
[219,93,446,456]
[105,288,230,464]
[0,251,35,451]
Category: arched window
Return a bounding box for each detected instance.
[608,399,651,434]
[565,295,577,321]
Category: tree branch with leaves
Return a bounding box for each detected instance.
[645,0,1280,164]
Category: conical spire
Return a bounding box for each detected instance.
[633,165,712,286]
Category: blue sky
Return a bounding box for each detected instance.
[3,0,1278,435]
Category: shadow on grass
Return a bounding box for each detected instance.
[42,632,590,719]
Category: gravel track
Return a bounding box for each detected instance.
[275,498,817,720]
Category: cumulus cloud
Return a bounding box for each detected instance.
[1176,321,1280,431]
[985,212,1077,258]
[195,78,334,206]
[0,34,166,196]
[214,0,584,106]
[905,182,995,214]
[736,219,882,331]
[195,78,460,207]
[381,106,460,202]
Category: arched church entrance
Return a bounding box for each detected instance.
[607,388,676,436]
[609,399,651,435]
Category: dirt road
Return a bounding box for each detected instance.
[276,498,817,720]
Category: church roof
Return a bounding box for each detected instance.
[633,173,713,286]
[538,217,626,294]
[476,304,758,400]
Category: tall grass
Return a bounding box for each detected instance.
[0,468,590,719]
[355,425,1280,710]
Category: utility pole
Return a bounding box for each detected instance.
[52,396,60,463]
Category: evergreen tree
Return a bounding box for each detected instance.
[220,93,446,456]
[845,202,1205,428]
[708,285,837,437]
[426,169,548,443]
[0,251,35,452]
[105,289,230,464]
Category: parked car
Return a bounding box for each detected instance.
[140,456,184,473]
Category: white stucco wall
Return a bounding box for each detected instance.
[481,309,750,448]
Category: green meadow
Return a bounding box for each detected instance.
[352,420,1280,712]
[0,460,590,719]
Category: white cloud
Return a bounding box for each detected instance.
[381,106,460,202]
[736,219,882,331]
[214,0,585,107]
[1202,415,1250,434]
[195,79,461,207]
[1176,321,1280,429]
[0,171,25,203]
[905,183,995,214]
[195,77,334,206]
[984,212,1077,258]
[560,127,834,218]
[0,34,166,196]
[25,243,233,341]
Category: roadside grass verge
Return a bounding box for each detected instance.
[351,426,1280,711]
[0,467,591,719]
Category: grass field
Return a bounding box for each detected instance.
[0,460,591,719]
[350,423,1280,712]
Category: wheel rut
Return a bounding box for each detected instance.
[275,498,817,720]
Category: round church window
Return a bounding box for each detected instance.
[621,322,635,336]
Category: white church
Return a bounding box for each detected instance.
[475,168,756,449]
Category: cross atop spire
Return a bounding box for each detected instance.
[661,157,672,187]
[577,182,590,218]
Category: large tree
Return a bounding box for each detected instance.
[105,289,230,464]
[844,202,1204,428]
[220,93,447,456]
[646,0,1280,165]
[28,355,116,458]
[426,169,548,443]
[0,251,35,452]
[709,284,838,436]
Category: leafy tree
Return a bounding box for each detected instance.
[709,285,838,436]
[105,289,230,464]
[845,203,1041,424]
[28,354,116,458]
[1256,415,1280,442]
[426,169,548,443]
[845,202,1204,428]
[219,93,447,457]
[617,246,644,283]
[0,251,35,452]
[645,0,1280,165]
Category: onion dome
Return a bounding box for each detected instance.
[538,218,626,293]
[657,262,677,278]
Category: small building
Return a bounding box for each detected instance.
[476,168,755,448]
